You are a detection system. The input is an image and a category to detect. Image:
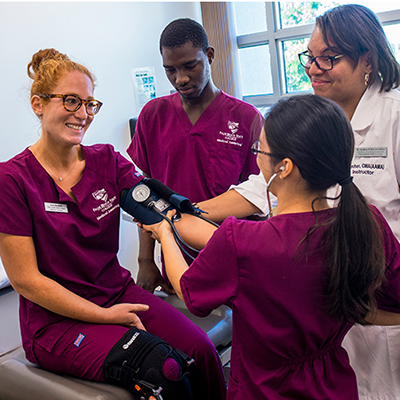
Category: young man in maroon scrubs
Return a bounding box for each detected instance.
[127,18,262,293]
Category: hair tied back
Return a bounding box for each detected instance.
[338,176,353,186]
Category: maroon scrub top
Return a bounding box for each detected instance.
[0,144,142,363]
[181,209,400,400]
[127,91,261,202]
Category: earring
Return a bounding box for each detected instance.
[37,112,42,116]
[364,72,370,86]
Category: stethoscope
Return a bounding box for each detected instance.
[266,166,285,218]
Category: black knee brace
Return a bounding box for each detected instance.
[103,327,195,400]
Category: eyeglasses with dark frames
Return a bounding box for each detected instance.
[251,141,274,157]
[38,94,103,116]
[298,51,345,71]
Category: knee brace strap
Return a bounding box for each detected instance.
[103,327,195,400]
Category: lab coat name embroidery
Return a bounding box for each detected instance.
[92,188,119,220]
[351,163,385,176]
[217,121,243,147]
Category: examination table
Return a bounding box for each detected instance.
[0,285,231,400]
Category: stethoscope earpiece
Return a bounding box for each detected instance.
[267,166,285,189]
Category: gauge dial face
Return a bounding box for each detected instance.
[132,184,151,203]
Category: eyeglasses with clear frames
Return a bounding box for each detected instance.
[298,51,345,71]
[38,94,103,116]
[251,141,274,157]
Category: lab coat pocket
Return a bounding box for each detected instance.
[386,325,400,373]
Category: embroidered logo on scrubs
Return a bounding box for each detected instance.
[228,121,239,134]
[92,188,108,202]
[73,333,86,347]
[218,121,244,147]
[92,188,119,220]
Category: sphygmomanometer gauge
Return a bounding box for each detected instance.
[132,183,151,203]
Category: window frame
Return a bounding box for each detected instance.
[235,3,400,108]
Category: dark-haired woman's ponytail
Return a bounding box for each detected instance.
[324,182,385,324]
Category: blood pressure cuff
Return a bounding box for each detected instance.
[121,178,197,225]
[103,327,195,400]
[143,178,195,214]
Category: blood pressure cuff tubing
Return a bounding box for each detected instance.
[103,327,195,400]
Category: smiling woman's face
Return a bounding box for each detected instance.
[38,70,94,146]
[305,27,371,114]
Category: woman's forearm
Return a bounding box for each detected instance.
[158,230,189,301]
[172,189,262,251]
[174,213,217,250]
[0,233,148,325]
[198,189,261,222]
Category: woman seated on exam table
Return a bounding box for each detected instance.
[0,48,226,400]
[141,94,400,400]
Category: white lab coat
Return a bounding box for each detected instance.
[343,81,400,400]
[230,172,270,214]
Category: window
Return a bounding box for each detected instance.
[239,45,273,96]
[233,2,400,107]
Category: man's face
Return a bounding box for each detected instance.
[161,42,214,101]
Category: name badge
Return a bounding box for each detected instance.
[355,147,387,158]
[44,202,68,213]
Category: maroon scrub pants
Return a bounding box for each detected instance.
[32,280,226,400]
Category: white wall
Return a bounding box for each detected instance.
[0,2,202,278]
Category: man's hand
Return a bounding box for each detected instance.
[136,258,175,294]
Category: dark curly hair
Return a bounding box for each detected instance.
[159,18,209,54]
